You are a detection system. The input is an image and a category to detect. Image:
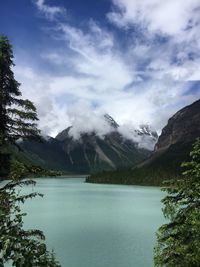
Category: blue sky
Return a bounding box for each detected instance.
[1,0,200,138]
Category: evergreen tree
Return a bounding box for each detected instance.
[0,35,40,148]
[154,138,200,267]
[0,178,61,267]
[0,36,61,266]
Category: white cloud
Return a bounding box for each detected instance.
[35,0,66,20]
[108,0,200,81]
[118,123,157,150]
[15,63,200,140]
[67,101,113,140]
[14,66,70,137]
[108,0,200,36]
[43,22,134,95]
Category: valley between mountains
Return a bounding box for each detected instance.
[15,99,200,186]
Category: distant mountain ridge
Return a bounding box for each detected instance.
[18,114,157,174]
[104,114,119,128]
[155,99,200,151]
[87,99,200,185]
[135,99,200,176]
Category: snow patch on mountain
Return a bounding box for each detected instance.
[64,113,158,151]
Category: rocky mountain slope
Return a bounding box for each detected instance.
[87,99,200,185]
[18,115,157,174]
[155,99,200,151]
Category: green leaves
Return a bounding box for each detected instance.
[154,138,200,267]
[0,35,41,146]
[0,177,61,266]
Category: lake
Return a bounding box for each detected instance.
[9,177,165,267]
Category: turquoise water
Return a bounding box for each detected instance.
[7,178,165,267]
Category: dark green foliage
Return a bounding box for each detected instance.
[0,35,41,179]
[86,167,174,186]
[154,138,200,267]
[0,144,64,180]
[0,35,40,149]
[0,153,10,177]
[86,142,192,186]
[11,158,63,179]
[18,138,69,172]
[0,178,61,267]
[0,159,62,266]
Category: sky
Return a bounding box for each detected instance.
[1,0,200,138]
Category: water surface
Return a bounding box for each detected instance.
[16,178,164,267]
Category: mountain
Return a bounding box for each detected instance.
[86,99,200,185]
[18,137,68,171]
[155,99,200,151]
[54,115,155,173]
[18,115,157,174]
[104,114,119,128]
[129,124,158,150]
